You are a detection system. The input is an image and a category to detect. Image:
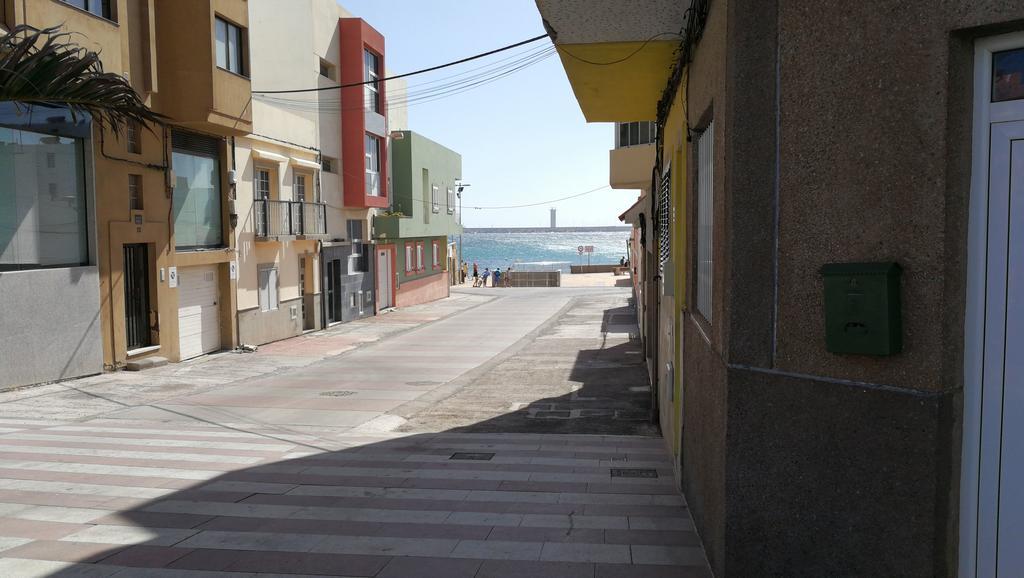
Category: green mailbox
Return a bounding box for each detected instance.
[820,262,902,356]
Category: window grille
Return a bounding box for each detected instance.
[657,169,671,273]
[695,121,715,323]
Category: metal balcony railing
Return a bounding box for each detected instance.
[254,199,327,239]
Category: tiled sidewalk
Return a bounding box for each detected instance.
[0,420,710,577]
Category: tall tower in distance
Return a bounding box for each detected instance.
[550,208,557,229]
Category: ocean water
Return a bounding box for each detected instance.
[458,230,631,273]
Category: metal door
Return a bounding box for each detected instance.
[299,256,308,329]
[377,249,392,309]
[123,244,151,350]
[326,259,342,323]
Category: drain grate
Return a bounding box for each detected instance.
[610,468,659,479]
[450,452,495,461]
[320,390,356,397]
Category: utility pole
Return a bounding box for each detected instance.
[456,182,470,281]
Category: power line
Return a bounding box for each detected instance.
[556,32,681,66]
[252,47,556,112]
[253,33,550,94]
[468,185,611,210]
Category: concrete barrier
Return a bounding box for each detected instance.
[506,271,560,287]
[570,264,619,274]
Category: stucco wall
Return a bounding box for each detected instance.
[238,297,303,346]
[396,271,448,308]
[0,267,103,388]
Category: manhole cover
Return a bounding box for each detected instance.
[450,452,494,461]
[610,468,659,479]
[406,380,441,386]
[320,391,356,397]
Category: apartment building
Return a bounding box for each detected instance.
[245,1,407,336]
[374,131,462,308]
[537,0,1024,576]
[0,0,249,388]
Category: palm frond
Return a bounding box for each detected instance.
[0,25,165,133]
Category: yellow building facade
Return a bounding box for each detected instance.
[7,0,251,370]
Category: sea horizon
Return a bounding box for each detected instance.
[457,229,631,273]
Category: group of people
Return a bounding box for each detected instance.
[461,262,512,287]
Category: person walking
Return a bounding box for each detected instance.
[504,265,513,287]
[472,263,479,286]
[481,267,491,287]
[493,268,502,288]
[461,262,468,284]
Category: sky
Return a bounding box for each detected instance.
[337,0,640,228]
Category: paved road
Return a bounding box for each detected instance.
[0,287,711,577]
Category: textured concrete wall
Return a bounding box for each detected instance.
[674,1,1024,576]
[774,1,1024,390]
[237,297,303,346]
[396,271,449,308]
[0,267,103,388]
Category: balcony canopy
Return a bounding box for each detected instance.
[535,0,687,122]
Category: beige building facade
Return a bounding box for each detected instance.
[0,1,251,382]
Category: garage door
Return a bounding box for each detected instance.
[177,265,221,360]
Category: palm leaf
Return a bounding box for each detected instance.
[0,25,165,133]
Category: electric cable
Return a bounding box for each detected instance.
[468,185,611,210]
[253,33,549,94]
[557,32,681,66]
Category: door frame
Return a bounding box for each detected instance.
[377,244,395,311]
[961,30,1024,578]
[123,243,153,352]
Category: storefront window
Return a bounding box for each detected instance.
[172,135,223,250]
[0,117,88,270]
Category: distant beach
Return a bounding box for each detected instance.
[459,228,631,273]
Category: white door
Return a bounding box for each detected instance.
[177,265,221,360]
[964,33,1024,578]
[377,249,392,309]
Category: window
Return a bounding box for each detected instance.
[257,264,279,312]
[432,240,440,270]
[0,127,88,271]
[404,243,414,273]
[129,174,143,211]
[416,242,424,271]
[616,121,657,148]
[215,17,246,76]
[364,49,381,113]
[365,134,381,196]
[126,120,141,154]
[255,168,271,199]
[695,120,714,323]
[61,0,114,21]
[321,156,336,174]
[172,131,223,250]
[294,173,307,202]
[993,47,1024,102]
[348,243,368,274]
[351,293,358,308]
[319,58,336,80]
[431,185,439,213]
[447,188,455,214]
[346,219,364,241]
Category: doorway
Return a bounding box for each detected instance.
[326,258,342,324]
[123,244,151,351]
[378,248,393,309]
[962,32,1024,578]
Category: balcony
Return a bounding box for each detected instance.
[609,143,656,190]
[374,212,462,241]
[254,200,327,240]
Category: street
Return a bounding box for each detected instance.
[0,287,709,577]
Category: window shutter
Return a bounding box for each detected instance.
[657,169,671,273]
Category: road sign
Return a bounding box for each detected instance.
[577,245,585,254]
[584,245,594,253]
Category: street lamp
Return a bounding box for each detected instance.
[455,181,470,282]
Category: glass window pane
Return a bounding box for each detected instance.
[0,128,88,270]
[172,150,222,249]
[629,122,639,146]
[993,47,1024,102]
[215,19,227,70]
[618,123,628,147]
[227,24,239,73]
